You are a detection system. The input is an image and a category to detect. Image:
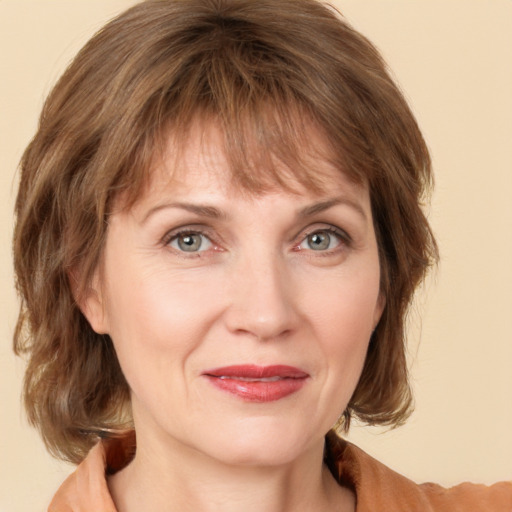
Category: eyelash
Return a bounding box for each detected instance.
[295,226,351,255]
[162,227,217,257]
[162,224,351,257]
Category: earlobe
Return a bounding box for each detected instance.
[68,269,109,335]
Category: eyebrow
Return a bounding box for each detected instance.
[141,202,226,223]
[298,197,367,221]
[141,196,367,223]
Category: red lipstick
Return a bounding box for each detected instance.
[203,365,308,402]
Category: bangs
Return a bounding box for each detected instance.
[102,4,370,210]
[119,98,366,211]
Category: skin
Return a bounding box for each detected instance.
[82,122,384,512]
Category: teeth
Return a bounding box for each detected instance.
[218,376,283,382]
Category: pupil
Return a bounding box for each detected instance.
[309,232,329,250]
[179,234,201,251]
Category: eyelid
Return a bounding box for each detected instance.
[301,223,351,240]
[162,222,212,240]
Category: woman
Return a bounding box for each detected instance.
[11,0,511,510]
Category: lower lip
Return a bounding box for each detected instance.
[205,376,307,402]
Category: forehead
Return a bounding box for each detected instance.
[138,116,366,205]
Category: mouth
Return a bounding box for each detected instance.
[202,365,309,402]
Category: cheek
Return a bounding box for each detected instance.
[306,266,381,341]
[304,268,380,400]
[101,263,221,388]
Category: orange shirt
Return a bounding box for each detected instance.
[48,433,512,511]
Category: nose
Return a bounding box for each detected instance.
[223,252,299,341]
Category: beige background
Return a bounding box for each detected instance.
[1,1,511,510]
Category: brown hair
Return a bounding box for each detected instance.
[13,0,438,464]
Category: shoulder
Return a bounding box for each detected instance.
[419,480,512,511]
[48,432,134,511]
[327,432,512,512]
[48,442,118,512]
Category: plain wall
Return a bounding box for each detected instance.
[1,1,511,510]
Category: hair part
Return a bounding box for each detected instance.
[13,0,437,463]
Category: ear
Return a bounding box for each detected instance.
[372,291,386,331]
[68,268,109,334]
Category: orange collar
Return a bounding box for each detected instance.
[48,431,512,512]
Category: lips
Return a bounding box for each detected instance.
[203,365,309,402]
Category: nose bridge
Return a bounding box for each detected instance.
[225,244,297,340]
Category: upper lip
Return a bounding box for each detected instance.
[203,364,309,379]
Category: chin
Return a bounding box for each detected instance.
[209,442,302,467]
[195,419,322,468]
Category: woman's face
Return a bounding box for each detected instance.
[84,123,384,466]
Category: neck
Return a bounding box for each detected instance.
[108,426,354,512]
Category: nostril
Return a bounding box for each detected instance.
[225,304,297,341]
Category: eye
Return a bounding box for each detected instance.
[298,228,345,252]
[168,231,212,253]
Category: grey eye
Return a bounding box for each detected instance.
[307,232,331,250]
[178,234,202,251]
[301,230,342,251]
[170,233,212,252]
